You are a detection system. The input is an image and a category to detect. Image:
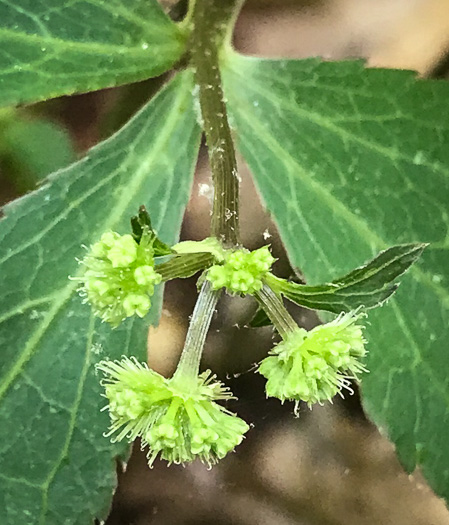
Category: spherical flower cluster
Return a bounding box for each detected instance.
[97,357,249,466]
[258,312,367,410]
[78,231,162,326]
[206,246,275,295]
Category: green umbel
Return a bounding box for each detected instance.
[98,357,249,466]
[78,231,162,326]
[259,312,367,410]
[206,246,275,294]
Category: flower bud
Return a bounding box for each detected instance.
[106,234,137,268]
[206,246,275,295]
[122,293,151,318]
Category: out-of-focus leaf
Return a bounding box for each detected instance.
[1,117,75,189]
[248,306,273,328]
[0,0,186,107]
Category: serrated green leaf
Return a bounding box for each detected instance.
[223,54,449,501]
[0,0,186,107]
[0,71,200,525]
[266,243,426,314]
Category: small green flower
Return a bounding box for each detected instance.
[258,312,367,410]
[206,246,275,295]
[77,231,162,326]
[97,357,249,467]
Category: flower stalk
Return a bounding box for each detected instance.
[173,280,220,382]
[254,284,298,338]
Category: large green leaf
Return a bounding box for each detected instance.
[223,54,449,501]
[0,71,200,524]
[0,0,186,107]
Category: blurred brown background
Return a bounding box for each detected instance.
[2,0,449,524]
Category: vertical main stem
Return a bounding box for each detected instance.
[173,1,242,382]
[190,0,241,246]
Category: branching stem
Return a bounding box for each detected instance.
[173,280,220,380]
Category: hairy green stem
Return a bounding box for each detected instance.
[189,0,242,246]
[255,285,298,338]
[173,280,220,380]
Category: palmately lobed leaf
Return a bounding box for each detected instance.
[0,71,200,525]
[223,53,449,502]
[0,0,186,107]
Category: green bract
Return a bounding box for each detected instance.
[77,231,162,326]
[259,312,367,410]
[173,237,226,261]
[206,246,275,294]
[97,357,249,467]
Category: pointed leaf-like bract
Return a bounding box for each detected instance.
[267,243,426,314]
[131,205,174,256]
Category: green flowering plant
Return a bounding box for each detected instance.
[1,0,447,520]
[2,0,431,508]
[73,203,424,467]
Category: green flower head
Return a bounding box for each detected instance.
[77,231,162,326]
[258,312,367,410]
[97,357,249,467]
[206,246,275,295]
